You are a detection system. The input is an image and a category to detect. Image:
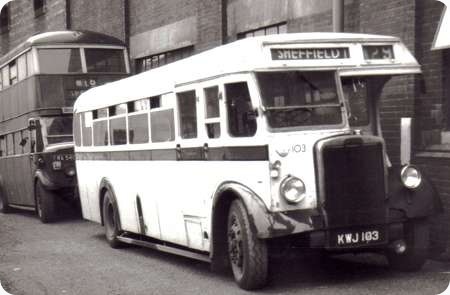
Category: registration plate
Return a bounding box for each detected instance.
[329,227,386,248]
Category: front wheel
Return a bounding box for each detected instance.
[227,199,268,290]
[387,219,429,271]
[35,181,57,223]
[102,190,123,248]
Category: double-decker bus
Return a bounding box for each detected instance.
[73,33,440,289]
[0,31,129,223]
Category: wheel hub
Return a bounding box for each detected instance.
[228,215,243,269]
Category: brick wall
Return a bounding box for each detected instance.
[359,0,416,165]
[0,0,67,56]
[69,0,126,42]
[414,0,444,148]
[129,0,196,37]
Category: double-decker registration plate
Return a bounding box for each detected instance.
[329,227,387,248]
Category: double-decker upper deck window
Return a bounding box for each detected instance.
[177,91,198,139]
[9,60,17,85]
[38,48,82,74]
[257,71,342,129]
[85,49,126,73]
[2,66,9,88]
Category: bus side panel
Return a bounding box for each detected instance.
[15,155,35,207]
[153,160,270,250]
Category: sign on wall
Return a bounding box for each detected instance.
[432,0,450,50]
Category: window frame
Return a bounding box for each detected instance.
[34,0,46,17]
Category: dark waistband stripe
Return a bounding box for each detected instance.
[76,145,269,161]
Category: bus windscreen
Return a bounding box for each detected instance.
[257,71,342,128]
[41,116,73,145]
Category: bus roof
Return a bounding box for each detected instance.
[0,30,126,66]
[74,32,420,113]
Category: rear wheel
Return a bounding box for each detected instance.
[35,181,57,223]
[387,219,429,271]
[227,199,268,290]
[102,190,123,248]
[0,187,11,214]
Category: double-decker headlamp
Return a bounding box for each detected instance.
[400,165,422,189]
[280,176,306,204]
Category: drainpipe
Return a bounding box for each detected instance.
[332,0,344,32]
[65,0,71,30]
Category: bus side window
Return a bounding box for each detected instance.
[93,108,109,146]
[109,104,127,146]
[204,86,221,139]
[225,82,257,137]
[82,112,93,146]
[177,90,197,139]
[128,98,150,144]
[151,109,175,143]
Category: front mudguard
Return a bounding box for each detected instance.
[210,182,319,272]
[388,165,443,219]
[213,182,318,239]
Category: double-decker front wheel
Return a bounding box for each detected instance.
[227,199,268,290]
[35,181,56,223]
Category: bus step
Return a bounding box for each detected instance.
[117,235,211,263]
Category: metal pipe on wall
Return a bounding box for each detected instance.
[333,0,344,32]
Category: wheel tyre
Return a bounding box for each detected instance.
[387,219,429,272]
[102,191,123,248]
[0,187,11,214]
[227,199,268,290]
[35,181,57,223]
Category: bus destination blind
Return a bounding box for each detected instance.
[271,47,350,60]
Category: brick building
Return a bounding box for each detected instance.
[0,0,449,256]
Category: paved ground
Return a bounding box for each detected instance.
[0,210,449,295]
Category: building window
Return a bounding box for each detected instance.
[135,46,194,73]
[34,0,46,17]
[237,22,287,39]
[0,4,10,34]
